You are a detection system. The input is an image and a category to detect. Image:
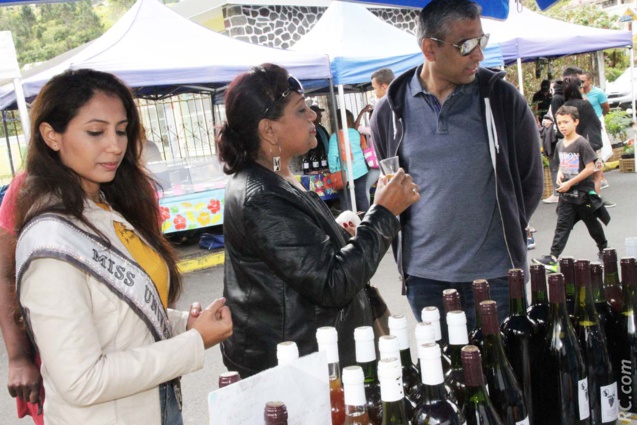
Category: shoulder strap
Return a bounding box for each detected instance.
[16,213,171,342]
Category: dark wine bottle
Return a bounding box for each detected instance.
[317,327,346,425]
[264,401,289,425]
[444,310,469,410]
[311,152,320,171]
[461,345,504,425]
[602,249,623,316]
[442,289,462,360]
[527,264,550,338]
[469,279,491,353]
[479,300,529,425]
[302,156,310,174]
[573,260,618,425]
[617,257,637,414]
[218,371,241,388]
[389,315,421,401]
[343,366,374,425]
[540,273,591,425]
[320,153,328,170]
[355,326,382,425]
[500,269,537,425]
[378,357,410,425]
[560,257,577,321]
[412,342,465,425]
[379,335,416,419]
[422,307,451,372]
[590,263,616,340]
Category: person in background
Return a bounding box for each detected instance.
[328,109,370,212]
[218,63,418,378]
[532,79,552,127]
[580,70,612,192]
[357,68,396,208]
[0,172,43,425]
[543,65,584,204]
[533,106,610,272]
[142,139,162,164]
[371,0,543,331]
[13,69,233,424]
[310,104,330,156]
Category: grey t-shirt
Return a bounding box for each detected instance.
[400,69,511,282]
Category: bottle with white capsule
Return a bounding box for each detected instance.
[277,341,299,366]
[444,310,470,411]
[317,327,345,425]
[414,322,436,383]
[379,335,415,419]
[378,357,409,425]
[355,326,382,425]
[389,315,421,400]
[422,307,451,372]
[343,366,374,425]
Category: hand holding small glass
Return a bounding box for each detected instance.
[380,156,400,179]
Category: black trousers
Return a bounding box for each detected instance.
[550,198,608,257]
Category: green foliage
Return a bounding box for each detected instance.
[0,0,103,67]
[604,109,633,142]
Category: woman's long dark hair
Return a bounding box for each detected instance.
[216,63,290,174]
[563,77,583,102]
[15,69,182,304]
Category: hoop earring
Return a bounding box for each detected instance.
[270,144,282,172]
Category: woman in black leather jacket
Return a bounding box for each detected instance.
[217,63,420,378]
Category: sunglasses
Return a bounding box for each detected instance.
[263,75,304,118]
[429,34,490,56]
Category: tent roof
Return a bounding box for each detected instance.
[289,0,503,86]
[0,0,331,110]
[482,0,633,65]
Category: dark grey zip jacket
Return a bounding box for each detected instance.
[370,66,543,291]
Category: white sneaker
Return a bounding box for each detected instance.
[600,180,609,190]
[542,194,559,204]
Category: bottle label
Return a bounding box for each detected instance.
[312,160,319,168]
[600,381,619,422]
[578,378,590,420]
[515,416,530,425]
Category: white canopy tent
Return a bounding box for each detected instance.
[0,31,29,144]
[0,0,332,111]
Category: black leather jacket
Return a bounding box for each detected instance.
[221,163,399,377]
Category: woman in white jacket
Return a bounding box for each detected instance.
[13,69,233,424]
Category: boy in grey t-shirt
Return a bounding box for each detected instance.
[533,105,609,272]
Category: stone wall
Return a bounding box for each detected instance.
[223,5,419,49]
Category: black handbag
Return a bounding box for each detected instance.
[365,284,391,338]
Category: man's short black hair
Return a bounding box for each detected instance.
[416,0,482,48]
[562,66,583,78]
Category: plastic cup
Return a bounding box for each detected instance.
[380,156,399,178]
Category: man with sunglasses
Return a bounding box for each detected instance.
[371,0,543,333]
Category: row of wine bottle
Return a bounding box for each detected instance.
[218,248,637,425]
[302,151,328,174]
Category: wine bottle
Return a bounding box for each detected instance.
[461,345,505,425]
[414,322,436,384]
[379,335,416,419]
[302,156,310,174]
[527,264,550,338]
[602,248,623,316]
[617,257,637,414]
[540,273,591,425]
[343,366,374,425]
[218,371,241,388]
[389,315,421,400]
[317,326,346,425]
[422,307,451,372]
[444,310,469,410]
[277,341,299,366]
[355,326,382,425]
[573,260,618,425]
[264,401,289,425]
[412,342,465,425]
[321,153,329,170]
[560,257,577,320]
[469,279,491,353]
[590,263,615,335]
[500,269,537,425]
[442,289,462,360]
[378,357,410,425]
[312,152,320,171]
[479,300,529,425]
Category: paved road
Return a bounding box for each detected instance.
[0,169,635,424]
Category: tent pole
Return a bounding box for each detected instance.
[517,58,524,96]
[337,84,357,212]
[13,78,30,144]
[631,47,636,126]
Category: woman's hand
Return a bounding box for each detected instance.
[186,302,202,330]
[191,298,233,349]
[8,356,42,404]
[372,168,419,216]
